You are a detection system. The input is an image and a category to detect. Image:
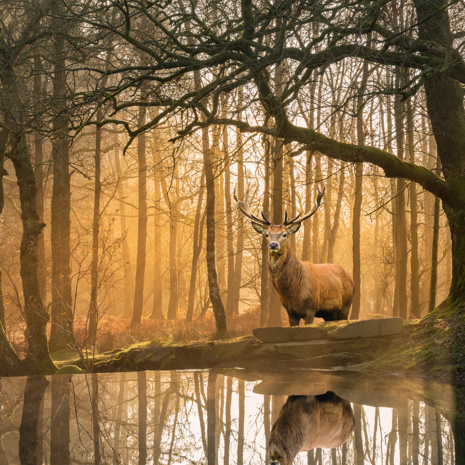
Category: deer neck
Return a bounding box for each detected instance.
[269,426,301,465]
[268,245,299,276]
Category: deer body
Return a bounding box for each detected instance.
[268,231,354,325]
[236,185,354,325]
[268,393,354,465]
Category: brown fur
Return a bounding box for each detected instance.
[257,224,354,325]
[268,392,355,464]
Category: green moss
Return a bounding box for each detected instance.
[51,348,80,363]
[38,357,58,375]
[55,365,86,375]
[160,354,178,370]
[364,305,465,378]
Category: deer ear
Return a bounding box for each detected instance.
[287,222,301,235]
[251,222,268,235]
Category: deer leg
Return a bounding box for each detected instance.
[337,309,349,320]
[304,314,315,325]
[288,315,300,327]
[338,302,351,320]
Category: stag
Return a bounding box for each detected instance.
[268,392,355,464]
[235,185,354,325]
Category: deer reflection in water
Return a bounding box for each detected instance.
[268,392,354,465]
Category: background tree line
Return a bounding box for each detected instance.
[0,0,462,374]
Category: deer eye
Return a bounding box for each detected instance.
[265,233,269,237]
[283,233,287,238]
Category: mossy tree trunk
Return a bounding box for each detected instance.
[416,0,465,310]
[10,133,55,374]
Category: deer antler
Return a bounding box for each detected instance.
[284,185,325,225]
[234,182,271,226]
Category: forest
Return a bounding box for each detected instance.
[1,0,465,463]
[0,0,462,375]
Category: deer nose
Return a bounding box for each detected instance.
[269,242,279,250]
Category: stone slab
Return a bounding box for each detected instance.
[253,326,326,343]
[253,318,404,343]
[275,352,367,369]
[253,381,407,409]
[327,318,403,339]
[270,337,397,360]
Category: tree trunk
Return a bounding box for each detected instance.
[151,156,164,319]
[312,76,323,264]
[207,372,217,465]
[131,110,148,326]
[302,150,313,261]
[412,401,419,465]
[260,135,271,326]
[213,125,226,304]
[187,182,205,321]
[0,321,24,376]
[289,156,297,252]
[0,271,4,331]
[354,404,364,464]
[417,3,465,306]
[373,171,381,314]
[191,68,227,334]
[264,395,271,462]
[268,138,283,326]
[237,379,245,465]
[114,142,134,318]
[224,376,232,465]
[113,373,126,463]
[49,23,72,352]
[19,377,49,465]
[312,153,321,264]
[167,200,179,320]
[92,373,101,465]
[232,106,245,316]
[429,194,440,312]
[407,98,420,317]
[224,135,235,318]
[435,411,443,465]
[398,401,408,465]
[138,371,147,465]
[153,377,172,465]
[351,45,369,320]
[50,375,71,465]
[202,124,228,334]
[394,74,408,319]
[327,164,345,263]
[10,133,55,373]
[88,109,103,345]
[33,56,46,306]
[321,158,332,263]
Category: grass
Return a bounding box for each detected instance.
[365,303,465,379]
[73,305,263,354]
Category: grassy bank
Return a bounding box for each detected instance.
[366,305,465,380]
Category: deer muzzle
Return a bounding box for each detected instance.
[269,242,279,251]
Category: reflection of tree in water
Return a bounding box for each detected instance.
[51,375,71,465]
[0,372,459,464]
[19,376,48,465]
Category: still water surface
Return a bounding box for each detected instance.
[0,370,458,464]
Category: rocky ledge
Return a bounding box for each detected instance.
[66,318,409,374]
[253,317,403,342]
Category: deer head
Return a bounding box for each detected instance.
[234,183,325,255]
